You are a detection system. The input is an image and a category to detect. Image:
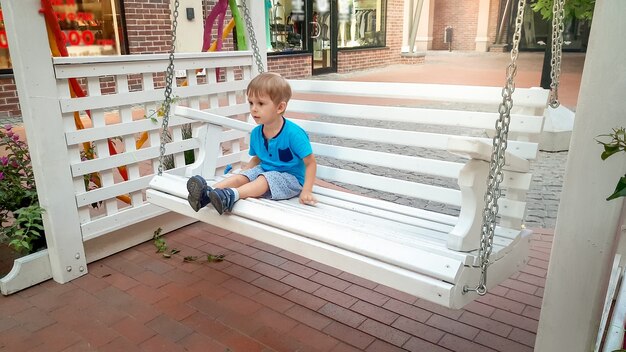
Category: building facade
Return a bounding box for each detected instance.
[0,0,590,118]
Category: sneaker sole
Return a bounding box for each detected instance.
[209,191,228,215]
[186,177,207,212]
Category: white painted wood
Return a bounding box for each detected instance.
[536,1,626,349]
[289,80,550,109]
[247,0,268,75]
[71,139,199,177]
[64,104,248,146]
[1,0,88,283]
[147,173,531,308]
[295,119,540,160]
[312,143,463,179]
[602,265,626,351]
[59,80,248,113]
[53,52,254,77]
[0,250,52,295]
[448,159,489,251]
[596,255,622,352]
[316,165,461,205]
[447,137,530,172]
[289,100,545,134]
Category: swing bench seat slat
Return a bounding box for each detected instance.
[147,81,548,309]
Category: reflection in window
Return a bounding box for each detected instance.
[268,0,306,53]
[520,2,589,51]
[0,0,127,70]
[338,0,385,48]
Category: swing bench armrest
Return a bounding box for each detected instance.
[176,106,254,133]
[447,137,530,173]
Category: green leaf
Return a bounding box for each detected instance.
[207,254,225,263]
[607,176,626,201]
[601,144,621,160]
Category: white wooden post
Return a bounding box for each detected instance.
[1,0,88,283]
[244,0,267,75]
[535,0,626,350]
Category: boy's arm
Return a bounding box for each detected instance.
[242,156,260,170]
[300,154,317,205]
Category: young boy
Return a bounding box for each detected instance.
[187,72,317,214]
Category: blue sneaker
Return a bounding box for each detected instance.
[209,188,236,215]
[186,176,212,212]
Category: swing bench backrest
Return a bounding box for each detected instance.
[147,74,549,309]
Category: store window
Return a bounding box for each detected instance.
[0,0,127,73]
[520,2,589,51]
[268,0,306,53]
[338,0,385,48]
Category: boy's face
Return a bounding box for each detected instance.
[248,93,286,125]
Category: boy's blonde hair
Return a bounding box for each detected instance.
[246,72,292,105]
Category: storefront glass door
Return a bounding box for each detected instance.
[311,0,336,74]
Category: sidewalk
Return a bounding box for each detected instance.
[0,51,583,351]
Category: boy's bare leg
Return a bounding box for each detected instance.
[237,175,269,199]
[213,174,249,189]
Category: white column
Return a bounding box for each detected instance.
[402,0,433,52]
[174,0,204,52]
[245,0,267,75]
[416,0,434,51]
[535,0,626,350]
[0,0,88,282]
[475,0,490,51]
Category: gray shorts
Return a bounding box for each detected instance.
[239,165,302,200]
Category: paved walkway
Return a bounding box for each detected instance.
[0,51,584,351]
[316,51,582,229]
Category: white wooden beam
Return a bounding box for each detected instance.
[244,0,267,75]
[535,0,626,350]
[0,0,88,283]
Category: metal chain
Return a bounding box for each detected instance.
[549,0,565,108]
[158,0,180,176]
[464,0,526,296]
[241,0,266,73]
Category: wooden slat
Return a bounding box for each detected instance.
[289,100,545,134]
[289,80,549,109]
[54,51,254,78]
[65,104,248,146]
[317,165,462,206]
[60,80,248,113]
[293,119,540,160]
[70,139,198,177]
[313,143,463,179]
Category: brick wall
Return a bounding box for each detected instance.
[123,0,172,54]
[432,0,479,51]
[268,55,312,79]
[0,78,20,119]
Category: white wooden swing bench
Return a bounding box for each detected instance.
[147,78,549,309]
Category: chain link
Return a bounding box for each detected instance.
[158,0,180,176]
[241,0,266,74]
[464,0,526,296]
[549,0,565,108]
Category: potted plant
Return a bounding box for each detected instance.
[0,124,46,267]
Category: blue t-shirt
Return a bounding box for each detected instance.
[249,117,312,185]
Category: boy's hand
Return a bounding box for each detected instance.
[299,191,317,206]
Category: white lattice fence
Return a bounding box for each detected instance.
[54,52,253,241]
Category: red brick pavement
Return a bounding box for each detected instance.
[0,223,552,352]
